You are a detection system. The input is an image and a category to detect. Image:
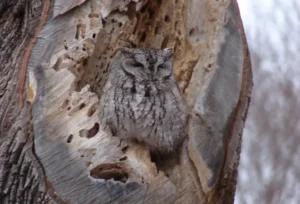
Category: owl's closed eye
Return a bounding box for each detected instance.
[119,47,174,81]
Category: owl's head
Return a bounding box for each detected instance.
[116,47,174,82]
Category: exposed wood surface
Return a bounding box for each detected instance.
[0,0,252,203]
[18,0,52,109]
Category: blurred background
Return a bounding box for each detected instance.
[235,0,300,203]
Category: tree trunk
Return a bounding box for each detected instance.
[0,0,252,203]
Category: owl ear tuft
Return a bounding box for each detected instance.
[119,47,136,57]
[162,48,173,60]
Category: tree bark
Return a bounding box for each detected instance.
[0,0,57,203]
[0,0,252,203]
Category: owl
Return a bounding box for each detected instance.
[99,47,188,153]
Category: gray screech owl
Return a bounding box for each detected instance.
[99,47,188,153]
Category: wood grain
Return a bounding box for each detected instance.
[0,0,252,203]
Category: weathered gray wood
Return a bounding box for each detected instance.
[0,0,252,203]
[187,1,244,193]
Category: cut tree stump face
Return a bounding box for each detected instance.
[24,0,251,203]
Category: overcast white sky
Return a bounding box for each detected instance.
[235,0,300,204]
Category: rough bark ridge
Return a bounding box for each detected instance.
[0,0,252,203]
[0,0,57,203]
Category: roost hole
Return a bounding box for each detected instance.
[90,163,128,183]
[79,103,86,110]
[148,8,154,19]
[87,103,97,117]
[67,134,73,143]
[89,123,99,138]
[122,146,129,153]
[79,123,99,138]
[161,36,169,49]
[189,28,195,36]
[164,15,170,23]
[119,156,128,161]
[140,32,146,42]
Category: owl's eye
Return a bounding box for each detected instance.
[131,61,143,67]
[157,64,165,69]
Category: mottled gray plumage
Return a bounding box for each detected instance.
[99,47,188,153]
